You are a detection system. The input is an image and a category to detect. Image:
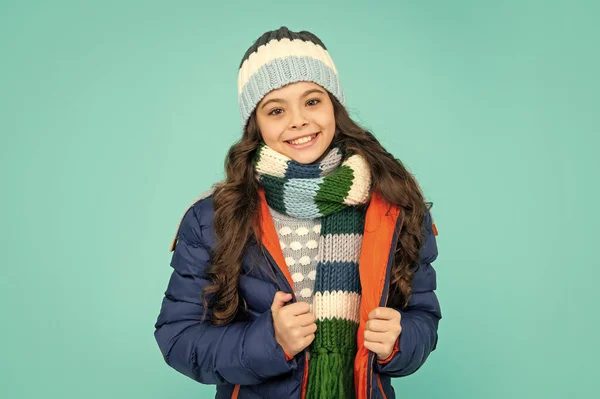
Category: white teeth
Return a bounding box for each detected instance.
[289,134,316,145]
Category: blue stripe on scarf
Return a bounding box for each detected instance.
[282,178,324,218]
[313,261,361,293]
[284,159,323,179]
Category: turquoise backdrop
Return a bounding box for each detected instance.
[1,0,598,398]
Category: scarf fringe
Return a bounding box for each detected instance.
[307,351,356,399]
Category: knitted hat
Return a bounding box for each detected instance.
[237,26,346,132]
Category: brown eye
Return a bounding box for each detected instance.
[268,108,283,116]
[307,99,320,106]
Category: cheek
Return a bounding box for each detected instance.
[257,118,282,144]
[260,128,278,145]
[317,106,336,131]
[318,117,336,140]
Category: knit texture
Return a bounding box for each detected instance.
[255,143,371,399]
[268,205,321,306]
[237,26,346,131]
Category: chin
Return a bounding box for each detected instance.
[290,155,320,164]
[284,147,327,164]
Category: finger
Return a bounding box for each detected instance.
[366,319,388,333]
[300,323,318,337]
[271,291,293,311]
[303,333,316,347]
[364,330,387,344]
[363,340,385,355]
[296,312,317,327]
[368,307,398,321]
[285,301,311,316]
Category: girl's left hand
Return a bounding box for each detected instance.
[364,307,402,360]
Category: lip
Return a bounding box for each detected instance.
[285,132,320,149]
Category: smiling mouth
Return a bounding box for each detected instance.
[286,133,319,145]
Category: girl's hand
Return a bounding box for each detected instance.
[364,307,402,360]
[271,291,317,358]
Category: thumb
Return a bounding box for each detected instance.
[271,291,293,311]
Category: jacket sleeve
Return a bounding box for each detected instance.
[153,204,298,385]
[375,210,442,377]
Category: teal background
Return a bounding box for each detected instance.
[1,0,598,398]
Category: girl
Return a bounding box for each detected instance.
[154,26,441,399]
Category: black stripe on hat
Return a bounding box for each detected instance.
[238,26,328,69]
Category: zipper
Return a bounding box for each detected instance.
[367,210,403,399]
[376,374,388,399]
[262,246,309,399]
[231,384,240,399]
[262,245,297,301]
[231,246,306,398]
[366,280,390,399]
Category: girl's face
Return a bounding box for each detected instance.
[255,81,336,164]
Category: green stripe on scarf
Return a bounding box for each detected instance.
[254,143,372,399]
[315,165,356,215]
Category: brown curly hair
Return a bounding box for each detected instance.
[202,91,431,325]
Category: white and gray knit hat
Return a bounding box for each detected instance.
[237,26,346,132]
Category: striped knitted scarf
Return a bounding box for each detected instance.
[254,143,372,399]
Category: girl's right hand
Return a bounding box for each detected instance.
[271,291,317,358]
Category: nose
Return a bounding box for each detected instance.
[289,109,309,129]
[291,122,308,129]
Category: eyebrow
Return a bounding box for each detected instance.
[260,88,325,110]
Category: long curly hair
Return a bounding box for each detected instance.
[202,91,432,325]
